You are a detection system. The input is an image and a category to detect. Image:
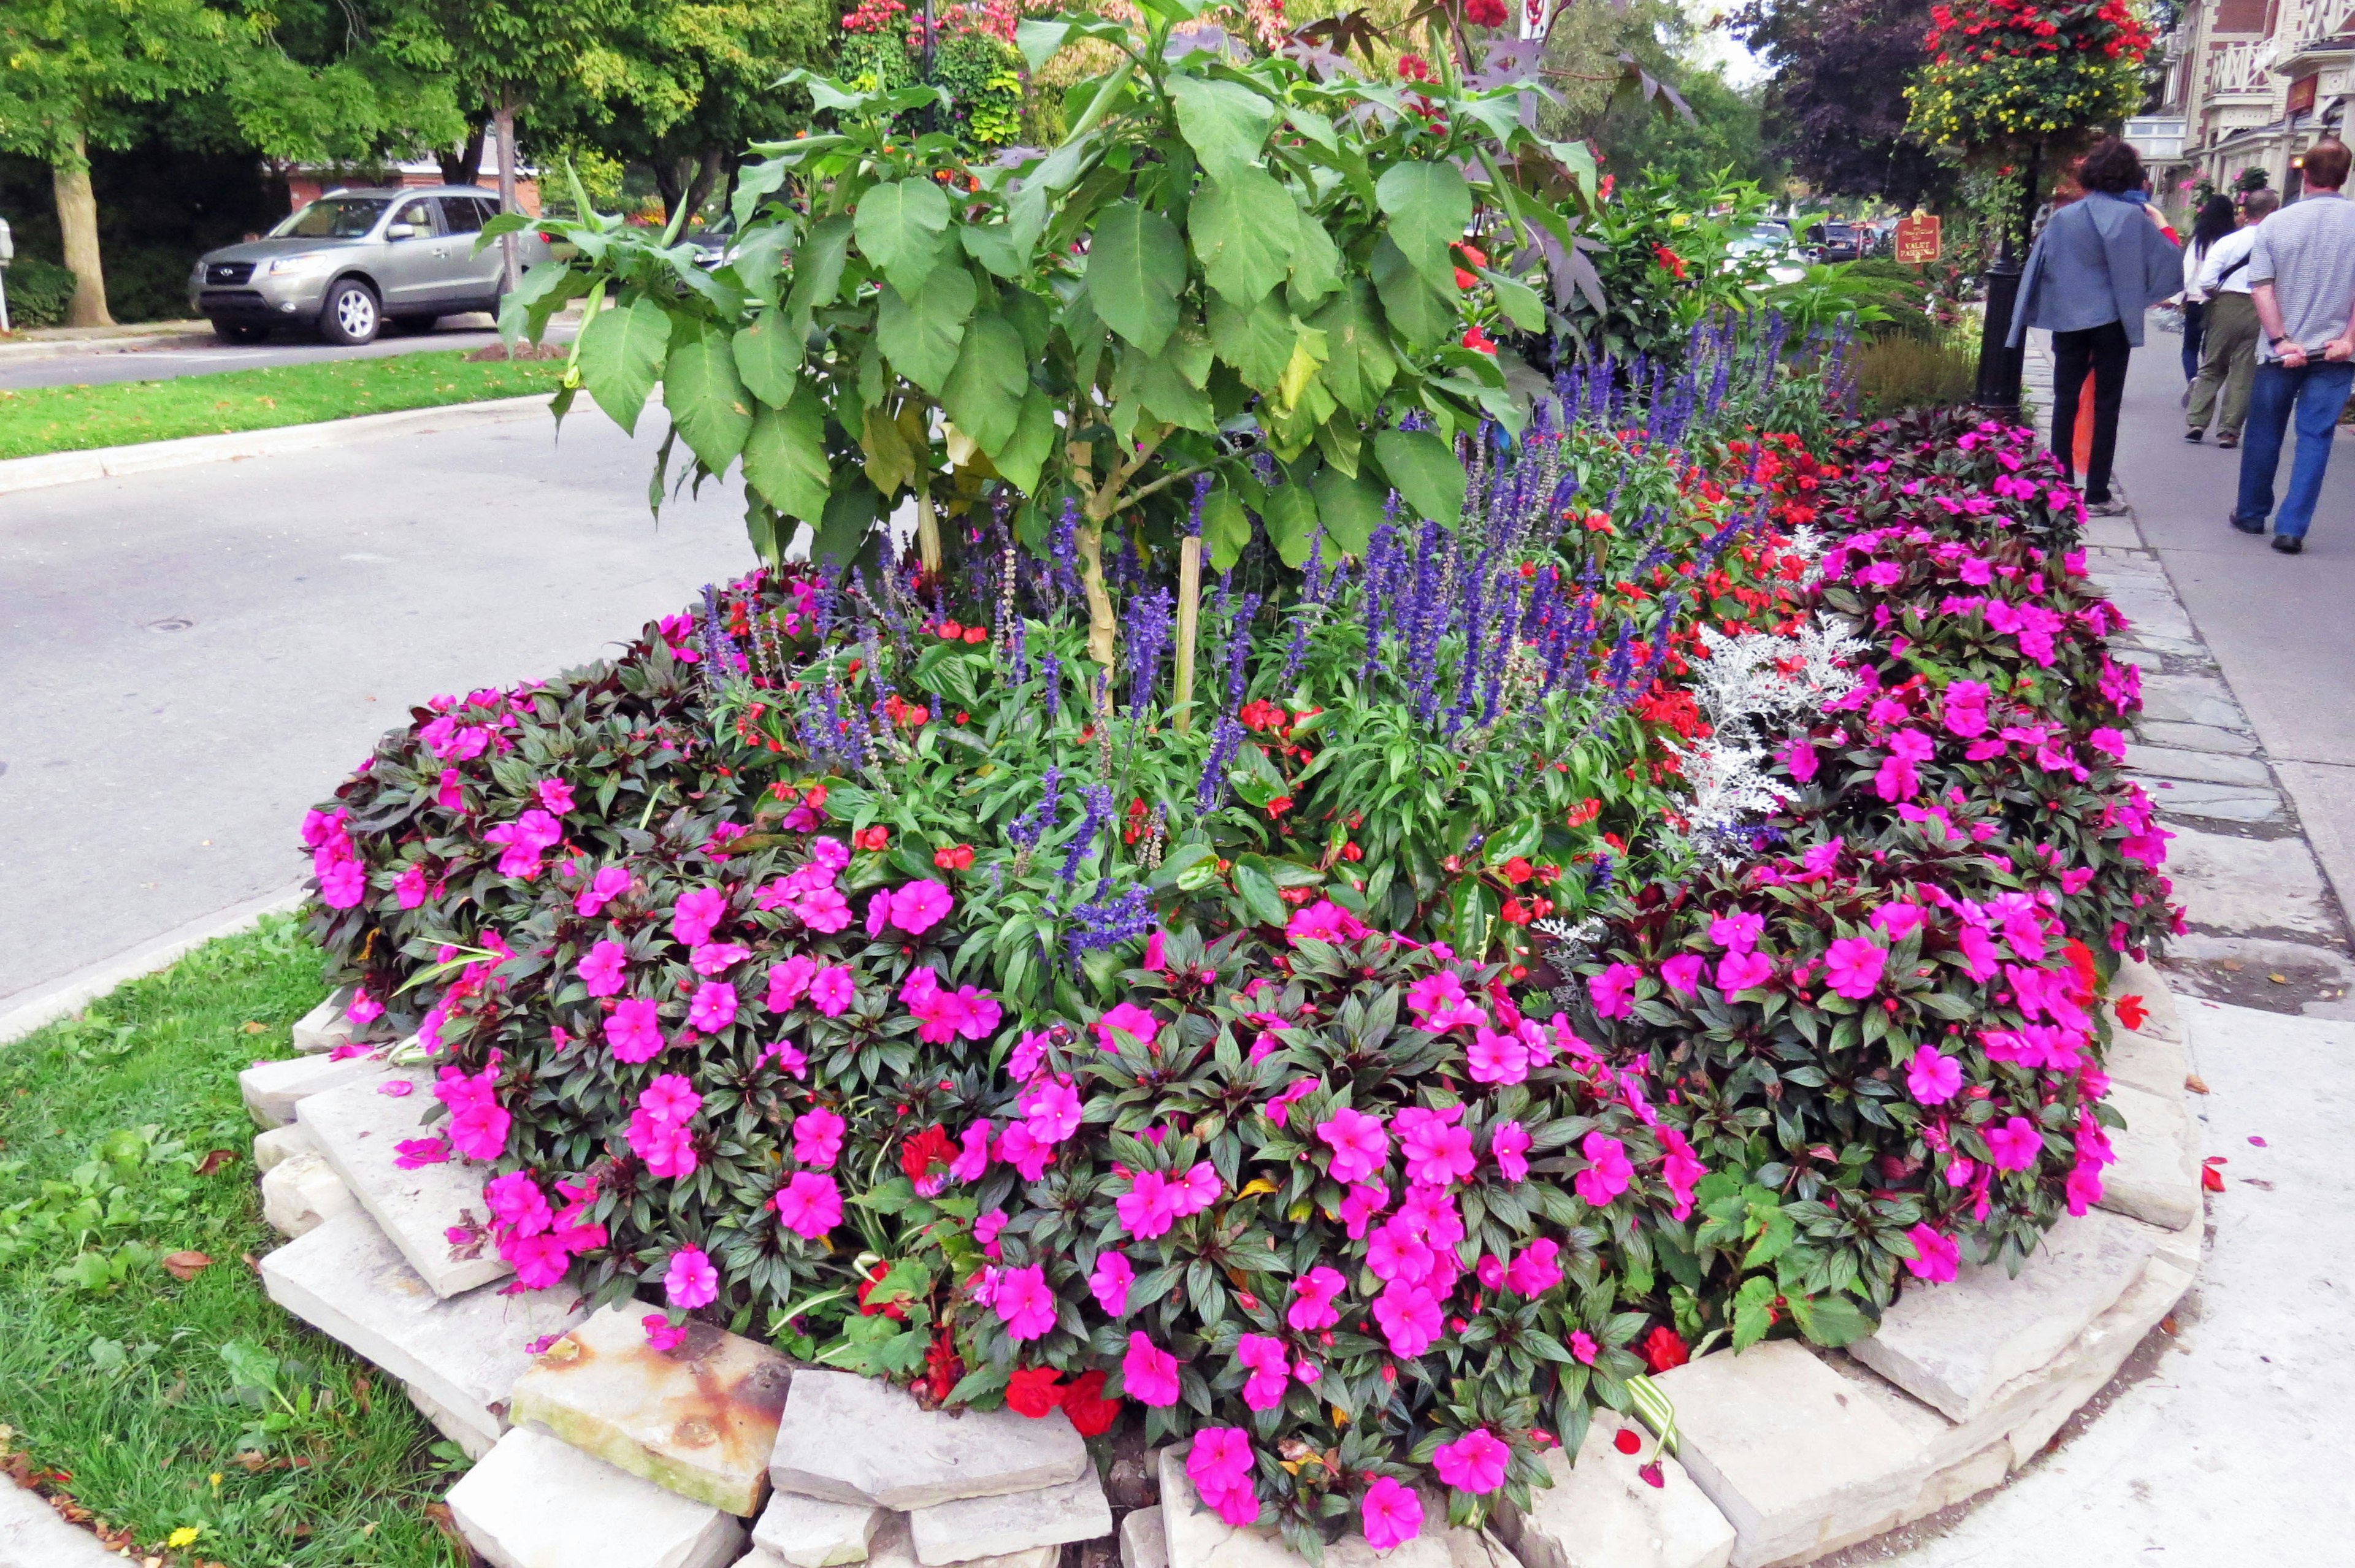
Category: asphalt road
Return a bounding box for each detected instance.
[0,405,752,1003]
[0,315,573,391]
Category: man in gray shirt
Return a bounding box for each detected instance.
[2231,137,2355,553]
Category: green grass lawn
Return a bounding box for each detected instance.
[0,916,461,1567]
[0,350,565,461]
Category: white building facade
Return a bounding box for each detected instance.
[2142,0,2354,211]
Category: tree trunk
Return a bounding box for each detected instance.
[678,147,727,231]
[52,124,112,329]
[491,97,522,293]
[439,119,488,188]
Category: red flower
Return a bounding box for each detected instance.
[1397,53,1433,82]
[1501,857,1533,885]
[2115,993,2148,1031]
[1652,244,1688,281]
[934,843,976,870]
[1613,1427,1643,1455]
[1462,325,1498,354]
[855,824,890,852]
[857,1260,909,1321]
[900,1123,955,1185]
[1005,1366,1065,1418]
[1642,1326,1689,1372]
[1059,1369,1122,1437]
[924,1328,963,1404]
[1463,0,1507,25]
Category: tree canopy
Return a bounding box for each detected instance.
[1732,0,1955,208]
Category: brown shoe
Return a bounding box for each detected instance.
[2218,430,2240,448]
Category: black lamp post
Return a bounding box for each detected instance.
[1972,145,2043,412]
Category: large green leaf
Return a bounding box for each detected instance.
[1370,234,1457,350]
[741,387,831,525]
[1087,200,1187,356]
[575,296,672,435]
[1376,161,1474,295]
[876,266,977,396]
[663,326,752,474]
[941,312,1028,457]
[1201,484,1252,571]
[854,178,952,298]
[812,478,882,579]
[1310,281,1399,416]
[1168,74,1277,185]
[1285,212,1342,310]
[1263,483,1320,568]
[1208,293,1301,393]
[1482,267,1546,332]
[1311,462,1385,554]
[1114,345,1218,432]
[1190,169,1296,307]
[786,215,855,326]
[1373,427,1467,526]
[996,386,1057,492]
[732,311,801,408]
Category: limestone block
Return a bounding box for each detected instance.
[1442,1528,1522,1568]
[239,1052,383,1128]
[740,1553,792,1568]
[297,1067,510,1297]
[1120,1508,1168,1568]
[513,1302,793,1517]
[872,1514,1055,1568]
[771,1370,1088,1512]
[1156,1446,1452,1568]
[2105,1028,2189,1099]
[262,1209,585,1452]
[2094,1082,2202,1231]
[1850,1209,2162,1422]
[1501,1412,1734,1568]
[752,1490,887,1567]
[2002,1252,2196,1464]
[291,992,359,1053]
[253,1122,317,1172]
[259,1148,356,1237]
[408,1380,497,1461]
[446,1426,747,1568]
[1650,1342,1929,1568]
[913,1470,1112,1565]
[2108,958,2180,1041]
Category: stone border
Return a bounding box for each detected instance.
[0,881,308,1046]
[237,965,2202,1568]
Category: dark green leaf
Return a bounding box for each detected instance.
[1168,74,1279,185]
[876,266,978,396]
[1191,169,1296,307]
[576,296,672,436]
[854,178,952,298]
[1375,161,1473,295]
[942,312,1028,456]
[742,387,832,526]
[663,326,753,473]
[1372,428,1466,525]
[1087,201,1187,356]
[732,312,801,408]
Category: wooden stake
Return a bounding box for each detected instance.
[1172,535,1203,733]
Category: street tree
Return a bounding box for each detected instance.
[1733,0,1954,208]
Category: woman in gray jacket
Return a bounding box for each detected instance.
[2006,137,2188,515]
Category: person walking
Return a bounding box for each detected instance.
[2178,194,2239,388]
[2229,137,2355,554]
[2187,188,2279,446]
[2008,137,2185,516]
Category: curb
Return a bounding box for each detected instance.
[0,1477,124,1568]
[0,393,561,497]
[0,321,212,363]
[0,882,310,1047]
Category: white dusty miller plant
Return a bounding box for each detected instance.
[1669,613,1866,859]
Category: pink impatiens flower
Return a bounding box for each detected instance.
[537,778,576,815]
[1095,1002,1160,1052]
[1821,936,1888,1000]
[1587,963,1641,1019]
[1185,1429,1260,1528]
[1360,1475,1422,1550]
[628,1074,702,1180]
[643,1315,687,1352]
[792,1106,846,1169]
[434,1060,510,1161]
[993,1264,1058,1340]
[606,998,666,1064]
[1090,1252,1135,1316]
[1396,1106,1476,1188]
[1371,1279,1441,1356]
[664,1246,718,1309]
[1569,1329,1599,1364]
[1115,1171,1178,1239]
[773,1171,842,1238]
[1287,1266,1345,1331]
[949,1120,994,1183]
[765,954,818,1011]
[687,979,737,1034]
[1235,1333,1290,1410]
[1316,1106,1388,1183]
[1574,1133,1633,1207]
[579,939,628,998]
[486,1171,553,1237]
[1660,953,1705,998]
[809,963,856,1017]
[1717,949,1774,993]
[1905,1047,1962,1105]
[889,879,955,934]
[1904,1223,1961,1282]
[1985,1115,2043,1172]
[1123,1331,1181,1406]
[672,886,728,947]
[1431,1428,1509,1494]
[1504,1238,1563,1296]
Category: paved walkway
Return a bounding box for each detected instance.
[0,405,751,1004]
[0,315,577,391]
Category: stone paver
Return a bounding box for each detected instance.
[771,1370,1088,1512]
[1156,1447,1455,1568]
[866,1513,1055,1568]
[1650,1341,1929,1568]
[2161,825,2337,937]
[446,1426,748,1568]
[910,1471,1111,1565]
[297,1066,511,1296]
[2094,1083,2202,1231]
[1441,1528,1523,1568]
[407,1380,497,1461]
[262,1209,585,1451]
[2105,1024,2190,1098]
[259,1147,356,1237]
[252,1122,316,1172]
[1501,1412,1734,1568]
[512,1302,793,1517]
[290,991,359,1053]
[1120,1506,1168,1568]
[2110,958,2183,1041]
[2134,719,2261,755]
[0,1476,122,1568]
[2123,745,2272,788]
[752,1490,887,1567]
[238,1052,383,1128]
[2135,779,2283,824]
[1848,1209,2163,1423]
[2135,673,2248,730]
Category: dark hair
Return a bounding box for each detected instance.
[2190,194,2238,255]
[2078,137,2146,194]
[2303,138,2351,191]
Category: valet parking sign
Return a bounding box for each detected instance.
[1896,213,1942,264]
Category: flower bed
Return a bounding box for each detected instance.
[296,337,2173,1555]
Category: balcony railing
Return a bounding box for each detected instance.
[2206,40,2279,98]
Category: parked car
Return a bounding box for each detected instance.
[1726,221,1808,284]
[1803,221,1862,264]
[188,187,553,345]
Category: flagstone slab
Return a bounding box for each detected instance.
[297,1066,511,1297]
[1157,1445,1455,1568]
[770,1369,1088,1512]
[291,991,360,1053]
[1121,1507,1168,1568]
[868,1513,1057,1568]
[1501,1412,1734,1568]
[408,1380,497,1461]
[259,1147,356,1237]
[252,1122,316,1172]
[1848,1209,2162,1423]
[446,1426,747,1568]
[2091,1083,2202,1233]
[1441,1526,1523,1568]
[262,1209,584,1452]
[911,1470,1111,1564]
[751,1490,887,1567]
[513,1302,793,1517]
[239,1052,383,1128]
[1649,1341,1929,1568]
[2109,957,2184,1042]
[2123,745,2271,789]
[2105,1026,2190,1098]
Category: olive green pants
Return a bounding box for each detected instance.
[2189,291,2259,436]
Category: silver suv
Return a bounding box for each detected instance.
[188,187,553,346]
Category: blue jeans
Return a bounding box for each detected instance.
[2235,361,2355,539]
[2181,299,2205,383]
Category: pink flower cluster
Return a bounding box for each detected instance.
[1184,1429,1260,1528]
[484,1168,605,1288]
[483,808,564,879]
[628,1074,703,1179]
[302,806,367,909]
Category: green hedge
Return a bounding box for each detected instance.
[4,255,77,329]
